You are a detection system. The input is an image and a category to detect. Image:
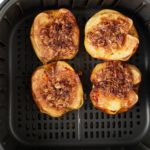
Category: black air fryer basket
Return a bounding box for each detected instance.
[0,0,150,149]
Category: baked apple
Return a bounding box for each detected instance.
[85,9,139,61]
[31,61,83,117]
[30,8,79,63]
[90,61,141,115]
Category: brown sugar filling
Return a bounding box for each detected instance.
[39,12,77,52]
[93,61,133,98]
[87,17,130,49]
[37,65,77,110]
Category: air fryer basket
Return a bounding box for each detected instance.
[0,0,150,149]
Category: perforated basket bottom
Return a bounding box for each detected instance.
[9,8,149,146]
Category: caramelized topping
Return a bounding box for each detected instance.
[37,65,77,109]
[39,12,77,52]
[87,17,130,49]
[94,61,133,98]
[43,77,72,109]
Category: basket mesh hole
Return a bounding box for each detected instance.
[112,115,115,119]
[95,112,99,119]
[85,132,88,138]
[44,123,47,129]
[38,123,41,129]
[129,112,133,118]
[136,108,140,112]
[107,115,110,119]
[38,134,42,139]
[32,133,36,137]
[18,124,22,128]
[90,113,93,119]
[38,114,41,120]
[137,121,141,125]
[55,123,58,129]
[129,131,133,135]
[49,123,53,129]
[66,132,70,139]
[96,131,99,138]
[124,122,127,128]
[17,105,21,109]
[17,98,21,102]
[60,122,63,129]
[90,132,93,138]
[101,113,104,119]
[84,122,88,129]
[17,29,21,33]
[18,48,21,52]
[72,122,75,129]
[44,133,47,139]
[32,105,36,111]
[72,113,75,120]
[17,54,21,58]
[84,113,87,119]
[18,117,22,121]
[17,92,21,96]
[72,132,75,138]
[26,114,29,120]
[137,102,140,106]
[123,113,126,118]
[107,131,110,138]
[118,114,121,118]
[90,122,93,128]
[66,122,70,129]
[32,124,36,130]
[18,40,21,46]
[49,133,53,138]
[89,103,93,110]
[130,121,133,128]
[55,133,58,139]
[118,131,122,137]
[124,131,127,135]
[32,114,36,120]
[101,122,104,128]
[61,132,64,138]
[66,114,70,120]
[112,131,116,138]
[107,122,110,128]
[137,115,140,118]
[101,131,105,138]
[17,86,21,90]
[112,122,115,128]
[96,122,99,128]
[26,124,29,130]
[43,115,47,120]
[118,121,121,128]
[48,117,52,120]
[17,111,21,115]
